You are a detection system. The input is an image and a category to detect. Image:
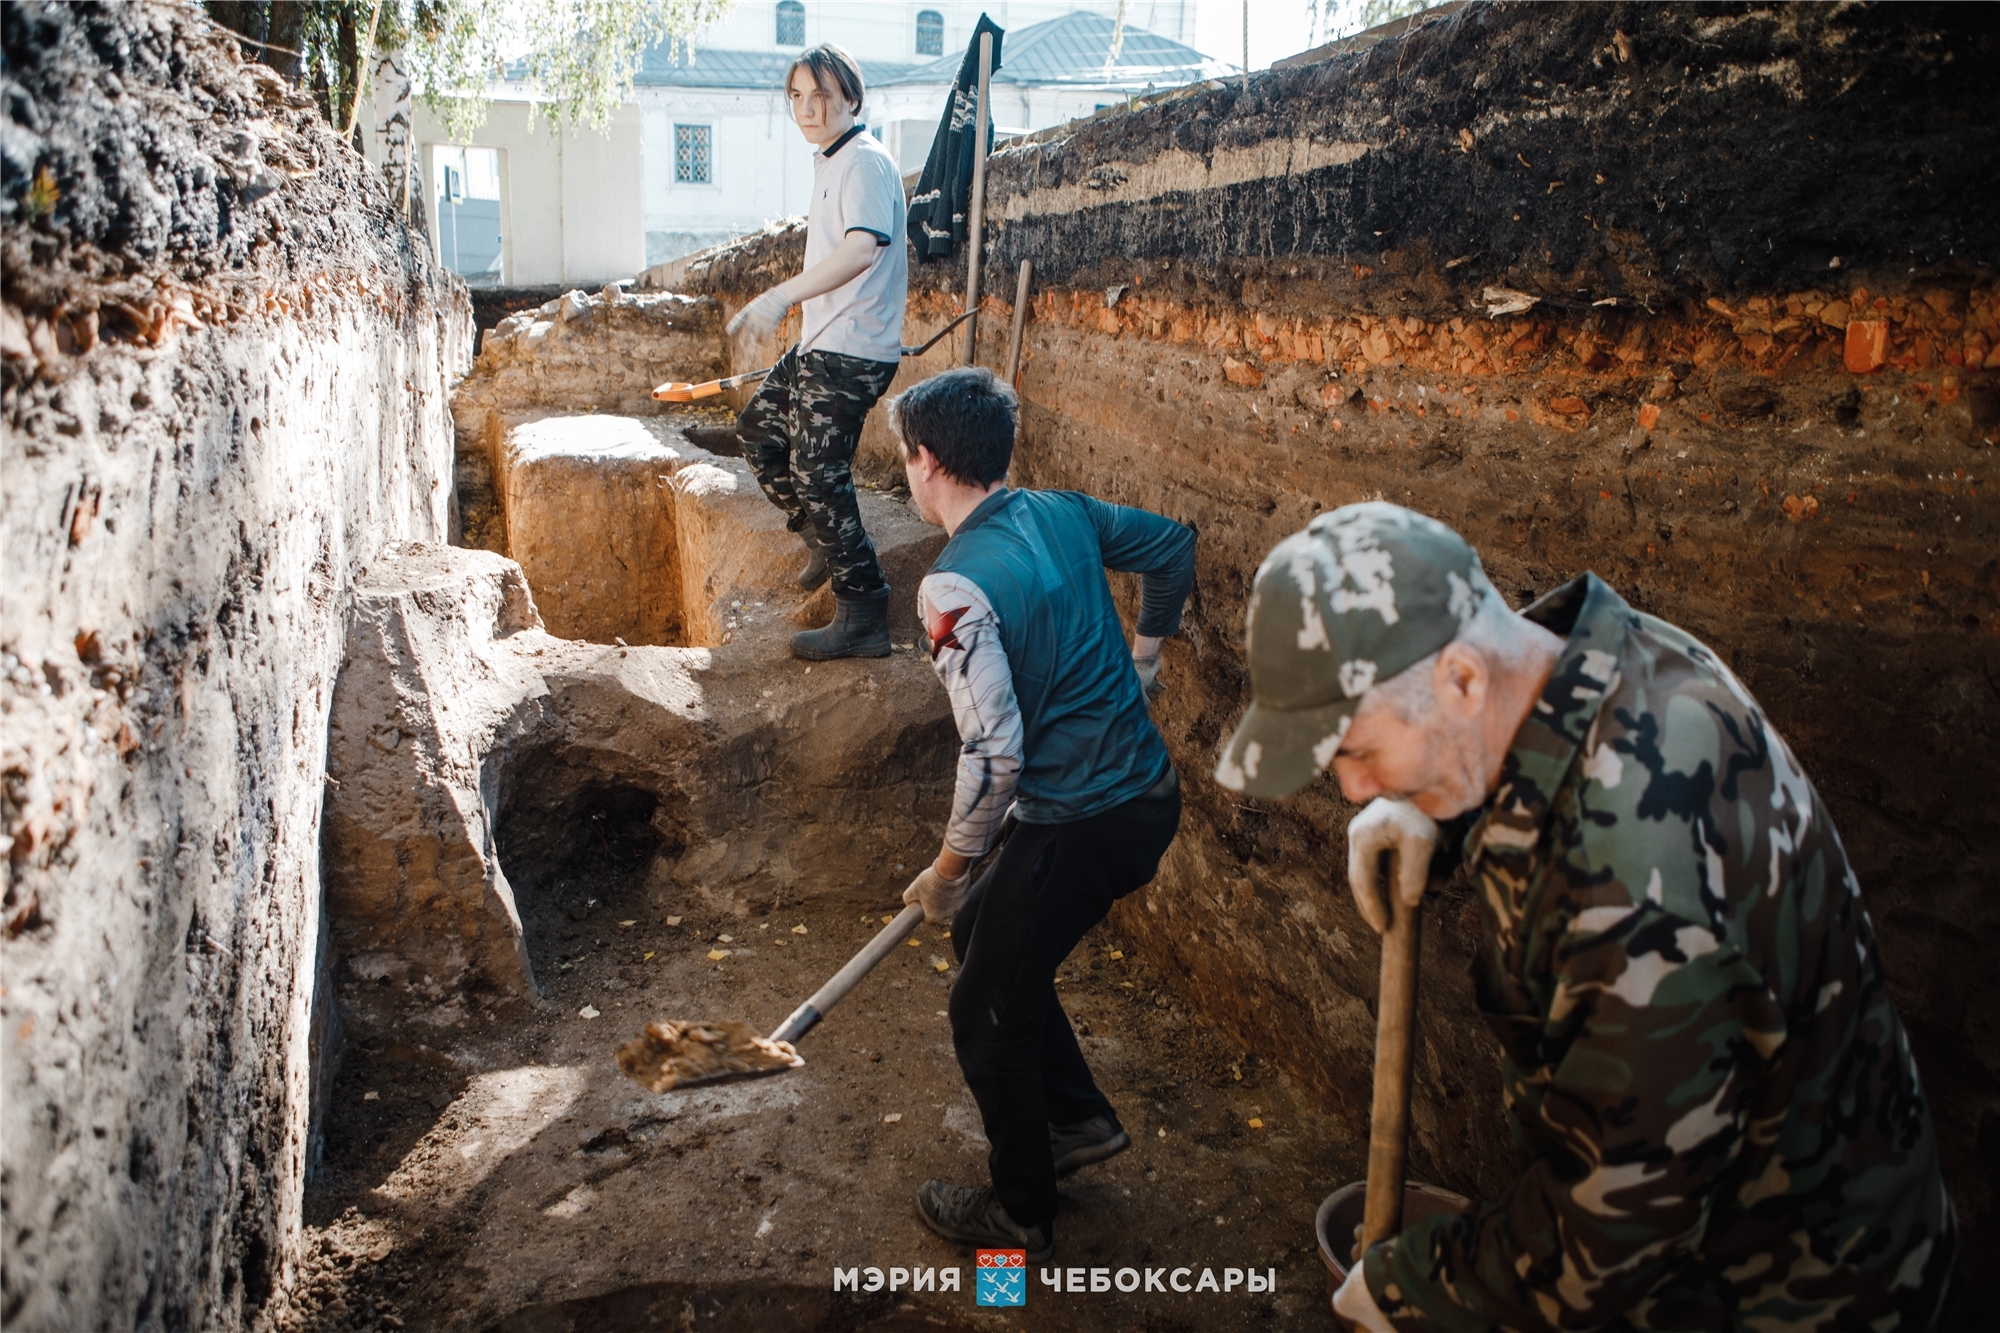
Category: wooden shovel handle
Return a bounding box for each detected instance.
[1361,848,1423,1251]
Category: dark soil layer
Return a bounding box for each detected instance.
[1,1,441,342]
[979,1,1998,304]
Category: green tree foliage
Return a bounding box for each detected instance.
[206,1,388,139]
[1306,0,1432,47]
[405,0,732,142]
[1356,0,1430,28]
[207,1,733,144]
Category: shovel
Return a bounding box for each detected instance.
[1314,843,1448,1301]
[1359,846,1423,1253]
[651,311,977,402]
[617,904,925,1093]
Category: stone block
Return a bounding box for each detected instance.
[487,414,945,649]
[496,416,685,644]
[457,289,723,417]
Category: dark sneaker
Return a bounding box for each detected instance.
[915,1180,1054,1262]
[1050,1115,1131,1177]
[791,590,891,660]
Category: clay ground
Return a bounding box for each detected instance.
[273,735,1370,1333]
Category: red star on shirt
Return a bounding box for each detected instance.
[926,604,972,659]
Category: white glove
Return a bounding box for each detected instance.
[902,864,972,926]
[1344,797,1437,935]
[1332,1262,1396,1333]
[1133,651,1164,702]
[726,289,789,340]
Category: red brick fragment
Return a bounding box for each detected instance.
[1222,356,1264,388]
[1637,403,1661,431]
[1844,320,1888,373]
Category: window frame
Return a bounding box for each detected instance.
[775,0,805,47]
[915,9,943,57]
[671,122,716,188]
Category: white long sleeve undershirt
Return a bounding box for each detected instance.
[918,570,1022,859]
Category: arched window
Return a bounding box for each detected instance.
[915,9,943,57]
[775,0,804,46]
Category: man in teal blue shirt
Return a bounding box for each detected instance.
[891,368,1196,1261]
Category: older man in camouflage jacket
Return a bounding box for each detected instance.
[1216,503,1956,1332]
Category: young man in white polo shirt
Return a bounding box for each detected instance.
[727,44,909,660]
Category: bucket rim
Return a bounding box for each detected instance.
[1313,1179,1473,1283]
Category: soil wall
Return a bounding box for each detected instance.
[1,5,468,1329]
[669,0,2000,1294]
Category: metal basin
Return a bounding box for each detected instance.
[1313,1179,1472,1302]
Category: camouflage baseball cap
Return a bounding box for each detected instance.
[1214,502,1496,798]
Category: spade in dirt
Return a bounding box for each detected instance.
[617,904,924,1092]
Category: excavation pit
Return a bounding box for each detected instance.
[12,3,1992,1327]
[491,757,676,991]
[298,450,1365,1329]
[293,900,1368,1333]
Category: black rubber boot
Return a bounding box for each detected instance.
[790,588,891,660]
[796,531,830,592]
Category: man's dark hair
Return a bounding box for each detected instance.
[889,368,1017,487]
[789,44,865,114]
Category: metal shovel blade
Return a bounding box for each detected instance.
[616,904,925,1094]
[615,1018,804,1093]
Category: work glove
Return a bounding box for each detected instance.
[1133,650,1164,702]
[1332,1262,1396,1333]
[725,289,789,341]
[902,863,973,927]
[1344,797,1437,935]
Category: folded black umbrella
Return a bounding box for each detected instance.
[906,13,1004,262]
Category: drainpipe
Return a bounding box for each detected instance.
[557,117,566,287]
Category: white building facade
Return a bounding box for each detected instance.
[636,1,1222,266]
[382,2,1226,285]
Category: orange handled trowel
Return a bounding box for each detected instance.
[651,310,977,403]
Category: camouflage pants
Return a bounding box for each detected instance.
[737,346,898,599]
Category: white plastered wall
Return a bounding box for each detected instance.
[409,98,646,288]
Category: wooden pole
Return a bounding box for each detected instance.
[1360,848,1422,1251]
[1003,259,1032,386]
[342,0,384,143]
[1241,0,1250,94]
[961,31,993,366]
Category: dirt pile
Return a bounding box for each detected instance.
[454,286,724,420]
[2,4,468,1329]
[662,0,2000,1298]
[615,1020,803,1092]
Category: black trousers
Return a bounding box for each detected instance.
[948,771,1182,1227]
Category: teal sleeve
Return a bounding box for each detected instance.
[1061,492,1196,637]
